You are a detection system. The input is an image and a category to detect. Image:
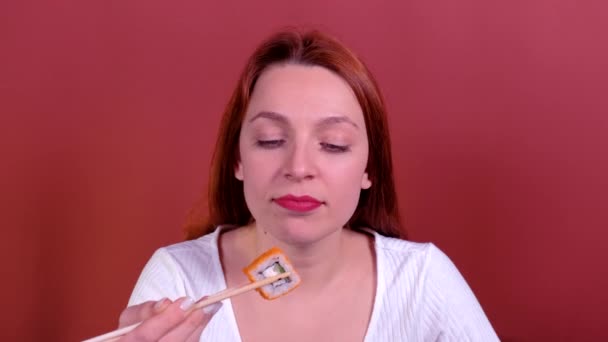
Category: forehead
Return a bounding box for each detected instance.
[245,64,364,126]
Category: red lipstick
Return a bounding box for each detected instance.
[274,195,322,213]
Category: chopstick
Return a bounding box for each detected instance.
[83,272,291,342]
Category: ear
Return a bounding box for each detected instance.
[235,161,244,181]
[361,172,372,189]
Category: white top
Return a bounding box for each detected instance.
[128,227,499,341]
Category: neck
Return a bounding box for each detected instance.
[247,222,350,292]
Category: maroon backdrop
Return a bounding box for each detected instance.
[2,1,607,341]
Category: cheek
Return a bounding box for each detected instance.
[240,162,266,220]
[242,152,278,177]
[325,158,368,213]
[329,169,366,198]
[240,152,279,199]
[324,148,368,185]
[327,176,364,227]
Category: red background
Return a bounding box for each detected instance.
[2,1,607,341]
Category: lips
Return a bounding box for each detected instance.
[273,194,323,213]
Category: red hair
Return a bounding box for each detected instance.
[185,29,405,239]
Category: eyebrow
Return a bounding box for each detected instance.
[249,111,360,129]
[248,111,288,125]
[317,115,359,129]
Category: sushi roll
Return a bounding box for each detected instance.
[82,247,302,342]
[243,247,301,299]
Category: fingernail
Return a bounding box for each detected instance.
[153,298,168,311]
[203,302,222,315]
[180,297,195,311]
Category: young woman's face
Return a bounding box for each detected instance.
[236,63,371,245]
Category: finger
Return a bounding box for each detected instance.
[161,302,223,342]
[183,312,207,342]
[159,309,206,342]
[121,297,194,342]
[186,302,223,342]
[118,298,171,328]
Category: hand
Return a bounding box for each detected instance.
[117,297,222,341]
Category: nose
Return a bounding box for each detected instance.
[283,142,316,181]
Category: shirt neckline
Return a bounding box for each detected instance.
[208,225,384,342]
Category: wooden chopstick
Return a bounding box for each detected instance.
[82,272,291,342]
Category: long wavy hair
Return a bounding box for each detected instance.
[185,29,405,240]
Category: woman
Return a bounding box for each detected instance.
[118,29,499,341]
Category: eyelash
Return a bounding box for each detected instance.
[255,140,350,153]
[320,142,350,153]
[256,139,285,149]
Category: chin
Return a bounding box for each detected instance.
[267,219,341,246]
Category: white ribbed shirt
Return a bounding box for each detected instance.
[128,227,499,341]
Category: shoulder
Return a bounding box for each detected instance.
[373,232,441,269]
[373,232,468,293]
[147,227,226,279]
[372,233,449,303]
[374,232,432,254]
[372,233,499,340]
[373,234,467,299]
[128,227,226,306]
[159,228,219,261]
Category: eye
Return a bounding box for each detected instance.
[320,142,350,153]
[256,139,285,149]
